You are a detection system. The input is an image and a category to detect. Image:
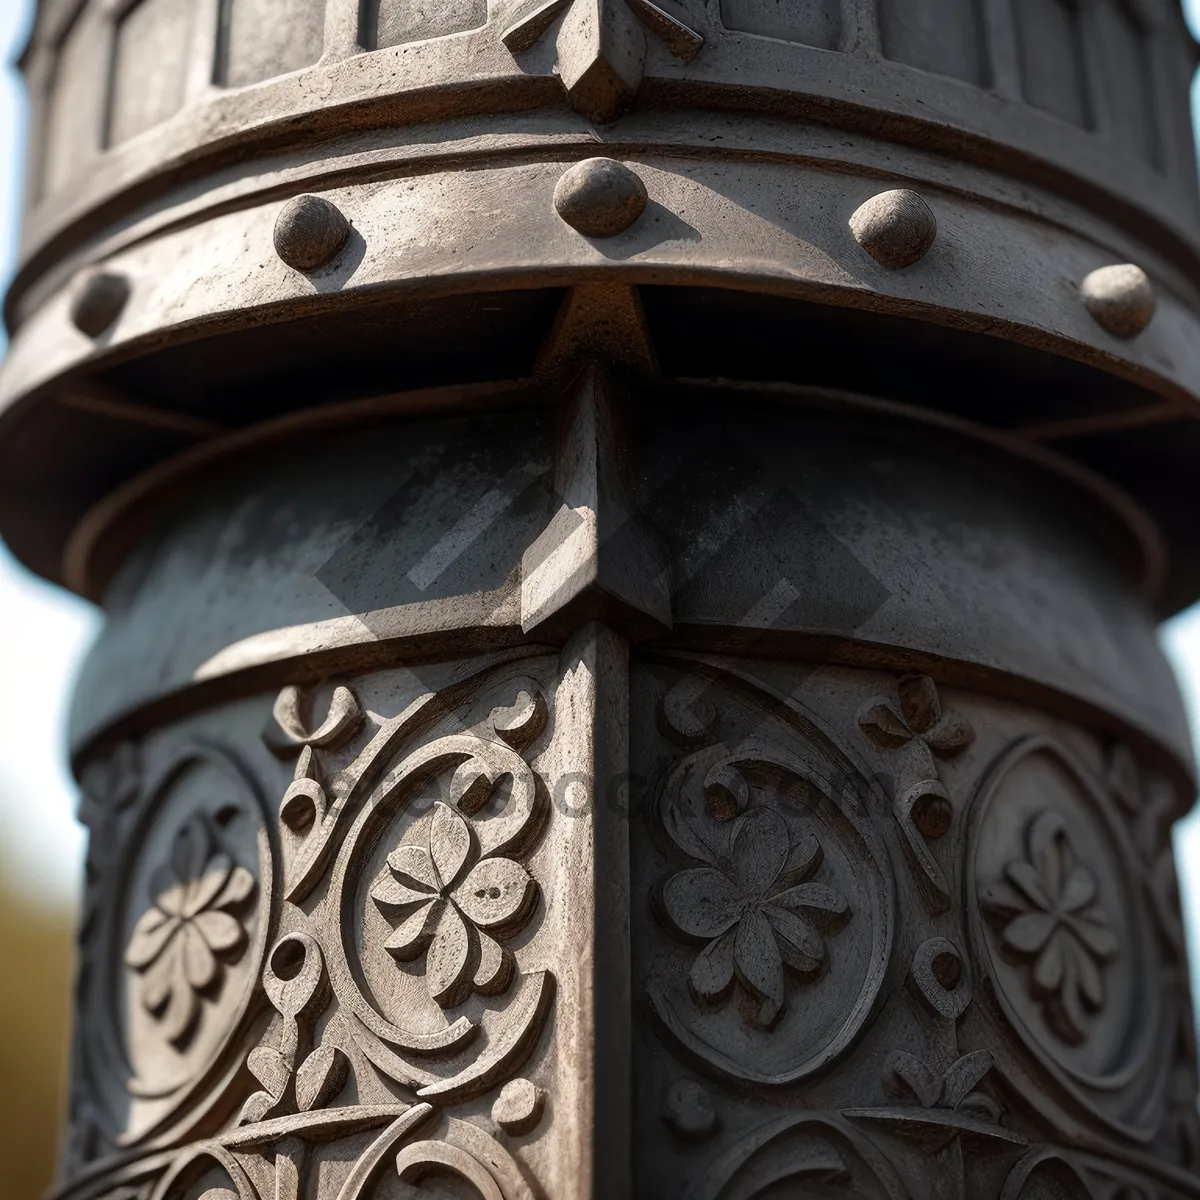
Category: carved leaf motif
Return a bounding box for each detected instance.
[733,908,786,1026]
[857,675,974,759]
[384,900,444,960]
[248,1046,291,1101]
[431,803,473,886]
[426,904,474,1008]
[771,882,848,920]
[388,844,441,893]
[237,1090,277,1127]
[857,702,912,748]
[883,1049,995,1113]
[455,858,536,931]
[898,673,940,733]
[765,906,824,974]
[942,1050,994,1110]
[689,930,737,1004]
[372,873,436,909]
[923,711,974,756]
[884,1050,943,1108]
[732,809,790,893]
[662,869,746,939]
[294,1045,348,1112]
[267,685,362,757]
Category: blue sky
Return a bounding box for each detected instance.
[2,0,1200,915]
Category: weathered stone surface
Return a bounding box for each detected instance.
[1081,263,1158,339]
[849,189,938,269]
[273,195,351,272]
[553,158,648,237]
[68,271,130,338]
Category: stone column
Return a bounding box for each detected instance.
[4,1,1200,1197]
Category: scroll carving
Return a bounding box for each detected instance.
[61,651,1198,1200]
[631,657,1190,1200]
[685,1111,911,1200]
[858,672,974,913]
[63,658,573,1200]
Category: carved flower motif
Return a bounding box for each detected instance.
[983,811,1119,1044]
[660,807,849,1027]
[124,815,256,1046]
[858,673,974,758]
[371,802,537,1009]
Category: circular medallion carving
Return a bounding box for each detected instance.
[965,736,1169,1139]
[89,744,275,1145]
[648,672,893,1086]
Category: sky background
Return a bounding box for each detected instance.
[2,0,1200,925]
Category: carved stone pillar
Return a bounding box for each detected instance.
[5,1,1200,1198]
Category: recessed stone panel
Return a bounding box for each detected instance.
[109,0,196,144]
[220,0,327,87]
[719,0,841,50]
[879,0,989,86]
[1014,0,1090,128]
[42,9,97,194]
[361,0,487,50]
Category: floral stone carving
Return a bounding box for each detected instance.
[857,672,974,760]
[966,735,1169,1141]
[660,806,849,1026]
[983,810,1119,1045]
[646,668,893,1087]
[124,812,256,1046]
[371,801,538,1008]
[857,673,975,912]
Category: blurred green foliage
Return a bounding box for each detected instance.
[0,873,74,1199]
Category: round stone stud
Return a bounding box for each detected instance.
[849,189,938,269]
[660,1079,717,1142]
[492,1078,546,1135]
[70,271,130,338]
[1080,263,1156,339]
[553,158,648,237]
[273,195,351,271]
